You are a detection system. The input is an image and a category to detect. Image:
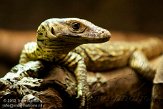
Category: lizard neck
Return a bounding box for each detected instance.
[37,39,80,55]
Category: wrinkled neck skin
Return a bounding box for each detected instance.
[37,38,80,56]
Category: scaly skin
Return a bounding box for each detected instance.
[18,18,111,108]
[76,38,163,71]
[75,38,162,81]
[8,18,162,108]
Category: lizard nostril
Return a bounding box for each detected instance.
[41,25,46,30]
[51,27,55,35]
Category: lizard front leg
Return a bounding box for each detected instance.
[129,50,155,81]
[2,43,42,81]
[19,42,39,64]
[63,52,90,108]
[75,59,89,108]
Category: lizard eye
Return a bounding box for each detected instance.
[72,22,80,30]
[69,21,86,33]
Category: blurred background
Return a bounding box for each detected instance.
[0,0,163,76]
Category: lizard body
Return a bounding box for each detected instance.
[75,38,163,72]
[73,38,163,82]
[17,18,162,108]
[19,18,111,108]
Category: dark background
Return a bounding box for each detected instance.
[0,0,163,75]
[0,0,163,34]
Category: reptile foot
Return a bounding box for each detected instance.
[77,85,92,109]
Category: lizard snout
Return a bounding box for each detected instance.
[101,29,111,40]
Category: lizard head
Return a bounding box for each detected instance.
[37,18,111,44]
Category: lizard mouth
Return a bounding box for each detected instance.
[59,30,111,44]
[98,36,110,42]
[85,36,110,43]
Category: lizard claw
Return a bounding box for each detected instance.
[76,89,83,98]
[76,85,92,109]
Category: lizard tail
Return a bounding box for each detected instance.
[134,38,163,59]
